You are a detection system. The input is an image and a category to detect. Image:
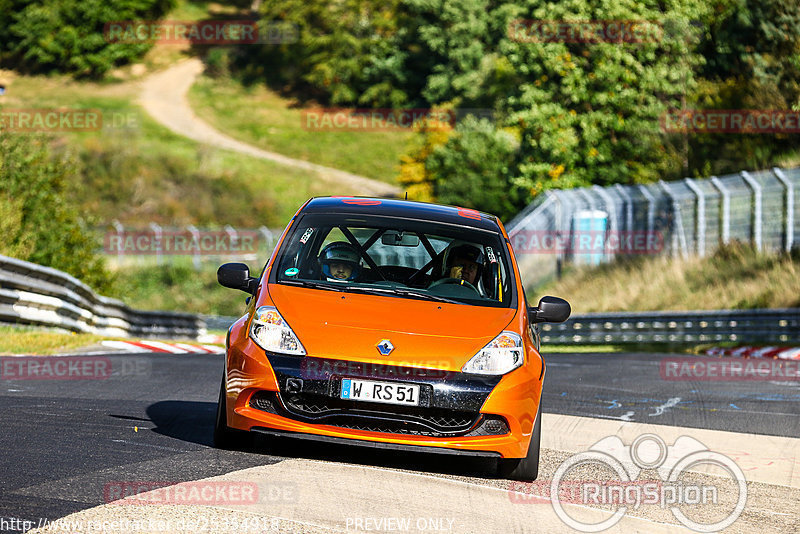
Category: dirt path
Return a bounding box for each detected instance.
[138,59,400,197]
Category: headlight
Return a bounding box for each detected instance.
[462,332,523,375]
[249,306,306,355]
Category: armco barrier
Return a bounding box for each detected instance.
[0,255,205,339]
[540,308,800,345]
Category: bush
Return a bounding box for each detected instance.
[0,133,113,292]
[2,0,176,77]
[426,116,524,221]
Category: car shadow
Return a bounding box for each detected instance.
[146,400,499,479]
[146,400,217,447]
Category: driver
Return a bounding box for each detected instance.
[318,241,362,282]
[440,242,484,286]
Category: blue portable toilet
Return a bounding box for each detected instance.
[572,210,608,265]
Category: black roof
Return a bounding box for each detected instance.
[300,197,500,232]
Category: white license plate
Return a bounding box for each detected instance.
[340,378,420,406]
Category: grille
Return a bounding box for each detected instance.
[249,393,279,414]
[248,391,493,436]
[282,392,477,432]
[465,415,510,437]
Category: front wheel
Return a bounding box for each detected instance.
[213,374,252,450]
[496,400,541,481]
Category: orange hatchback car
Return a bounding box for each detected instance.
[215,197,570,480]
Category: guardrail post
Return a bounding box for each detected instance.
[224,225,238,259]
[259,226,274,257]
[771,167,795,252]
[112,220,124,266]
[710,176,730,245]
[149,222,162,266]
[659,180,689,259]
[683,178,706,256]
[592,185,617,262]
[613,184,634,231]
[578,189,597,211]
[740,171,763,251]
[187,225,200,270]
[638,184,656,239]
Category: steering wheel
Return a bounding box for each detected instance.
[427,277,480,294]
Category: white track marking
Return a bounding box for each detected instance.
[649,396,681,417]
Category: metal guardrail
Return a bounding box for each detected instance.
[540,308,800,345]
[7,251,792,345]
[203,308,800,346]
[0,255,205,339]
[201,314,238,332]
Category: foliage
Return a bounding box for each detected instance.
[2,0,175,77]
[427,116,524,220]
[684,0,800,176]
[0,133,113,292]
[241,0,800,217]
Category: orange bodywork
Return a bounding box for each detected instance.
[222,211,544,459]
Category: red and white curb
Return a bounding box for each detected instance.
[705,345,800,360]
[101,340,224,354]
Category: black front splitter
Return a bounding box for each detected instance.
[250,426,501,458]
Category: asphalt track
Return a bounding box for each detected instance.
[1,350,798,533]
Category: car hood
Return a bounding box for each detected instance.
[267,284,517,371]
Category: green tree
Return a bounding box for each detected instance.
[428,116,524,220]
[3,0,175,77]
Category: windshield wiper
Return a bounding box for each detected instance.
[279,279,347,292]
[280,280,462,304]
[391,287,463,304]
[344,285,462,304]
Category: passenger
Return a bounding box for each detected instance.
[318,242,362,281]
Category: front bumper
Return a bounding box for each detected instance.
[227,351,539,458]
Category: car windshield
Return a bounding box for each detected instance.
[270,213,515,308]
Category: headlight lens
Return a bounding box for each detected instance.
[249,306,306,355]
[462,332,523,375]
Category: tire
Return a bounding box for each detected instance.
[213,374,252,450]
[496,400,541,481]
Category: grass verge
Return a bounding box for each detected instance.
[188,74,411,183]
[535,243,800,313]
[111,263,249,316]
[2,73,352,226]
[0,326,105,355]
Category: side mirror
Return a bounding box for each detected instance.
[217,263,258,294]
[529,296,571,324]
